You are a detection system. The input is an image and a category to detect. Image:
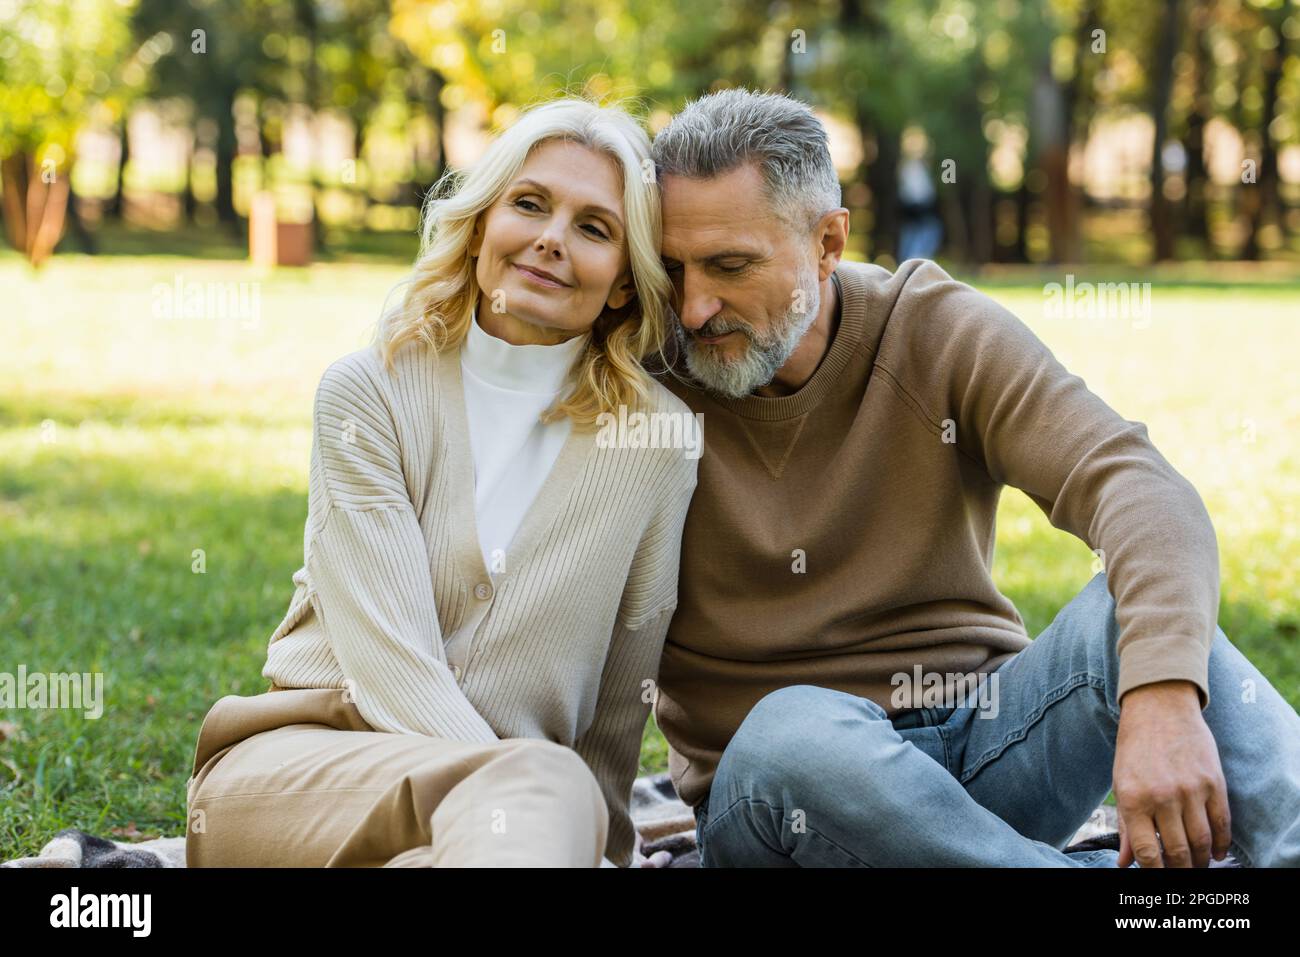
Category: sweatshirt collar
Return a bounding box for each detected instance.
[461,306,590,395]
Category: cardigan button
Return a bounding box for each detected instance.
[451,664,462,683]
[474,582,493,601]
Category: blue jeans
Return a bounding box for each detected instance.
[694,572,1300,867]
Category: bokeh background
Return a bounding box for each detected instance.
[1,0,1297,857]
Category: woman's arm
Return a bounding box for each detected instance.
[305,353,497,743]
[573,452,698,866]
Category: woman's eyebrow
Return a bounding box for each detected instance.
[511,178,624,230]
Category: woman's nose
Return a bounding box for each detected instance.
[534,224,566,258]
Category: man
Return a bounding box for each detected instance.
[647,88,1300,867]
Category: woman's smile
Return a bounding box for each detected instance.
[512,262,571,288]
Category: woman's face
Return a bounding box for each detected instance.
[470,139,634,344]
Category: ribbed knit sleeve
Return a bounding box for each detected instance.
[888,260,1220,710]
[305,356,499,743]
[573,451,697,866]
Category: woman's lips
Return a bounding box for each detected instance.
[513,263,568,288]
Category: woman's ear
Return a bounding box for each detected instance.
[468,216,484,257]
[606,271,636,310]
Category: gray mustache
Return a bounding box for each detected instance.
[690,324,748,339]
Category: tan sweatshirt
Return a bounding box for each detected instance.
[653,257,1220,810]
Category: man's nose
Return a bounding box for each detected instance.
[677,274,721,331]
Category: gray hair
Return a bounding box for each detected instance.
[651,88,842,232]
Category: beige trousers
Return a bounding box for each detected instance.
[185,685,608,867]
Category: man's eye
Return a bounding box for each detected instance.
[663,262,682,273]
[717,262,748,274]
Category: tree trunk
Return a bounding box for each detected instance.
[352,118,369,229]
[838,0,897,261]
[1014,180,1031,263]
[428,67,447,188]
[214,87,239,230]
[67,180,97,254]
[294,0,325,252]
[866,125,899,261]
[1181,0,1214,251]
[1,152,27,251]
[1241,19,1287,260]
[1032,62,1073,264]
[6,152,72,267]
[1057,0,1099,263]
[182,139,198,224]
[107,120,129,220]
[1148,0,1182,262]
[966,179,993,264]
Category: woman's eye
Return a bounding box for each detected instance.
[581,223,609,239]
[512,198,541,212]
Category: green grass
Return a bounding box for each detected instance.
[1,251,1298,858]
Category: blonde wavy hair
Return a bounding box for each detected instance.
[371,96,673,430]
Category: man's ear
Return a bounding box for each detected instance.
[606,271,636,310]
[815,208,850,282]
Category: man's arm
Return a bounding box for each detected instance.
[887,261,1228,867]
[890,261,1220,709]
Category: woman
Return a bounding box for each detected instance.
[184,97,699,868]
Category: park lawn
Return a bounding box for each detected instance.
[1,251,1297,860]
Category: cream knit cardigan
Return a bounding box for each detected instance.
[262,337,699,866]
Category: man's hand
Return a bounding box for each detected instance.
[1113,679,1232,868]
[632,830,672,868]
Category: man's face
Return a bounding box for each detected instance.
[660,163,821,399]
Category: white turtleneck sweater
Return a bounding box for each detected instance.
[459,308,592,576]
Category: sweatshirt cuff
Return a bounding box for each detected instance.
[1116,634,1211,711]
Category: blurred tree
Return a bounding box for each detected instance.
[829,0,908,261]
[1148,0,1183,261]
[4,0,1291,267]
[1240,0,1291,260]
[331,1,451,219]
[1179,0,1217,252]
[130,0,282,229]
[388,0,780,154]
[0,0,135,265]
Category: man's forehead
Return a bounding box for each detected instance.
[660,164,766,210]
[660,167,777,257]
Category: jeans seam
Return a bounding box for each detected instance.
[698,794,750,845]
[959,671,1112,784]
[701,795,872,866]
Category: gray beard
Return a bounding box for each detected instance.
[677,268,821,400]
